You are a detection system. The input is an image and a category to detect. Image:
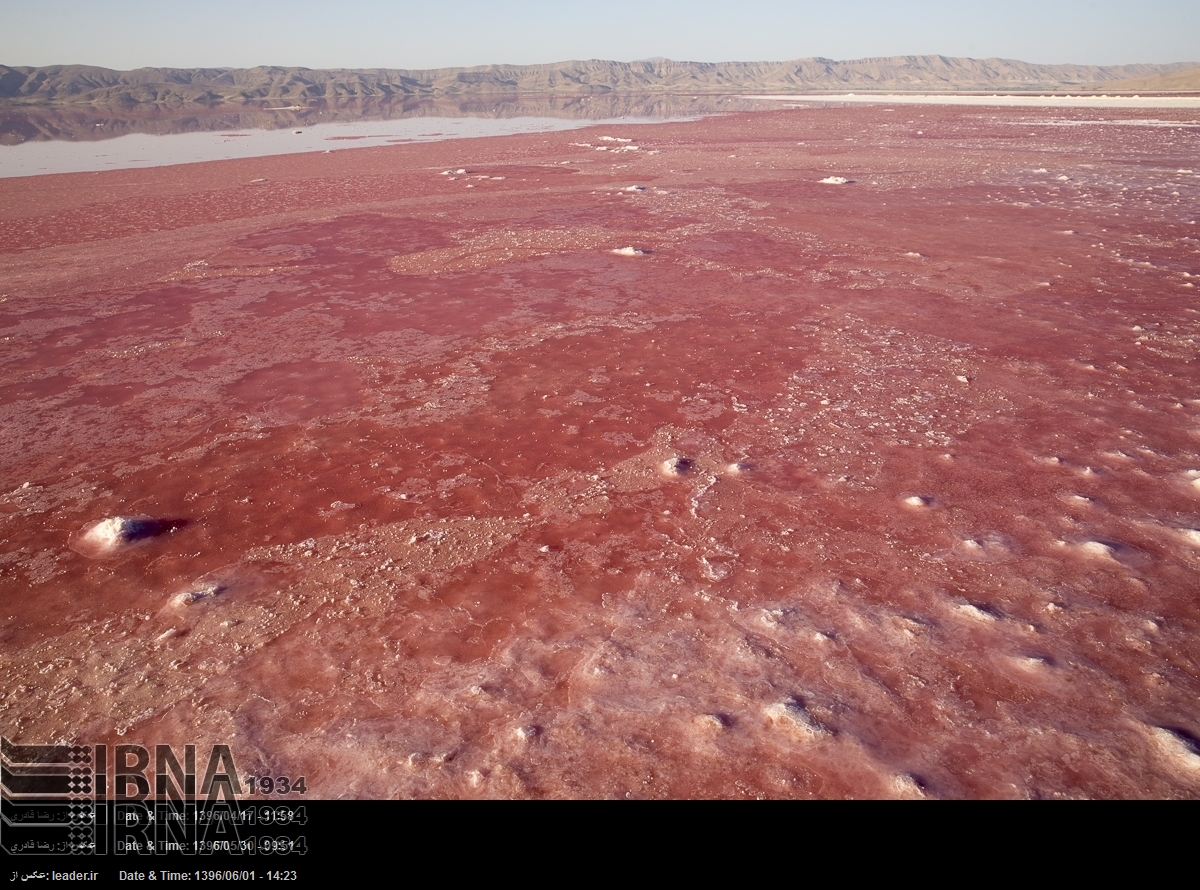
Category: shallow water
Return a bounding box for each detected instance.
[1,104,1199,798]
[0,114,675,178]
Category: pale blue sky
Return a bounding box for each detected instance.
[2,0,1196,70]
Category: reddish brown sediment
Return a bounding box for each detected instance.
[2,106,1199,798]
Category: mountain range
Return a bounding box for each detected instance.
[2,56,1197,106]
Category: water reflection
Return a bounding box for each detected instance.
[0,95,767,146]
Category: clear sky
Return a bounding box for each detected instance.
[2,0,1196,70]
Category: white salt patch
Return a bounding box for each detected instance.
[169,582,223,608]
[1080,540,1116,559]
[1147,726,1200,775]
[661,456,693,477]
[1177,529,1200,547]
[622,185,645,192]
[700,557,730,581]
[693,714,729,733]
[1010,655,1050,672]
[725,461,751,474]
[514,725,541,742]
[82,516,153,551]
[956,375,969,383]
[956,603,997,622]
[612,246,645,256]
[890,774,926,799]
[904,251,925,258]
[903,495,932,508]
[765,699,828,738]
[819,176,851,185]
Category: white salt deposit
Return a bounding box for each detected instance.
[693,713,729,733]
[81,516,153,552]
[819,176,851,185]
[622,185,646,192]
[956,603,997,622]
[765,699,828,738]
[169,582,223,608]
[754,93,1200,109]
[661,456,693,477]
[903,495,932,508]
[890,774,926,799]
[1178,529,1200,547]
[1147,726,1200,775]
[1080,540,1117,559]
[514,725,541,742]
[612,246,645,256]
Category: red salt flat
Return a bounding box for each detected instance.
[1,105,1199,798]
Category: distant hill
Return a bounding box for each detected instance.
[1,56,1197,106]
[1103,67,1200,92]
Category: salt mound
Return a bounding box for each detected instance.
[1148,726,1200,774]
[622,185,646,192]
[693,713,731,733]
[1178,529,1200,547]
[661,456,694,477]
[170,582,223,608]
[612,246,645,256]
[1080,540,1117,559]
[765,698,828,738]
[956,603,998,622]
[82,517,156,551]
[903,495,933,508]
[819,176,851,185]
[890,774,927,799]
[514,725,541,742]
